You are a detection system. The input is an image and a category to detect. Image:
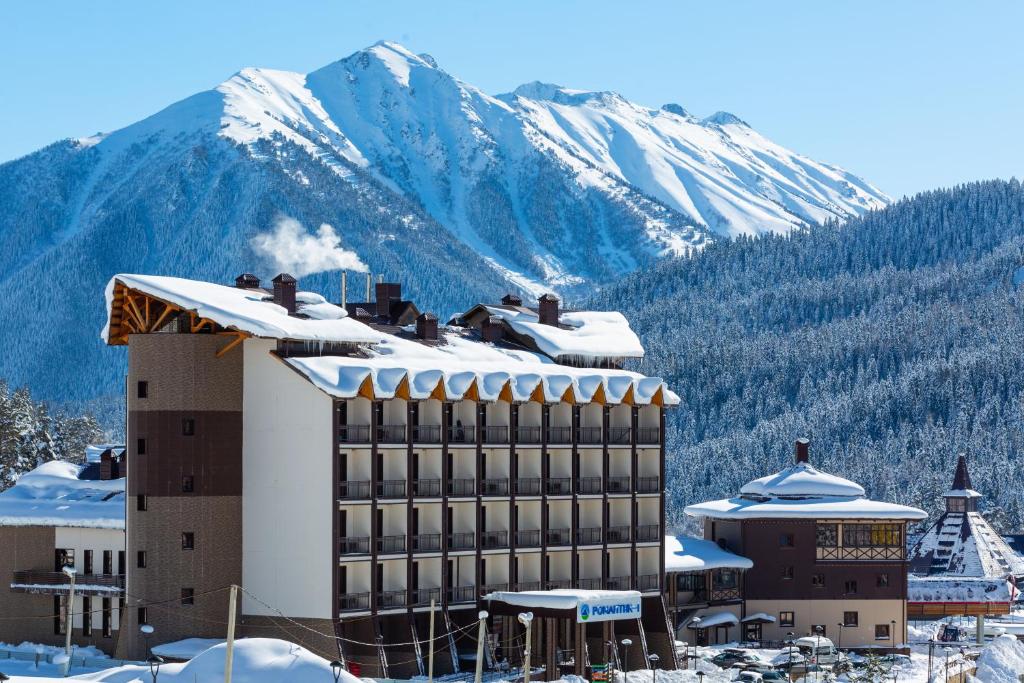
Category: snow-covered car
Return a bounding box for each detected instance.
[735,672,763,683]
[711,649,759,668]
[760,672,788,682]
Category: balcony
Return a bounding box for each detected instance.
[339,425,371,443]
[448,425,476,444]
[607,576,631,590]
[546,478,571,495]
[481,478,509,496]
[412,424,442,444]
[338,537,371,555]
[516,581,542,591]
[480,582,508,595]
[481,426,508,444]
[516,426,541,444]
[547,426,572,444]
[412,533,442,552]
[338,480,371,500]
[606,526,631,544]
[515,478,541,495]
[411,588,442,606]
[576,527,602,546]
[576,477,602,494]
[637,427,661,445]
[546,579,571,589]
[378,424,407,444]
[376,535,407,554]
[577,577,602,590]
[448,478,476,497]
[547,528,571,546]
[377,480,407,499]
[607,476,631,493]
[515,529,541,548]
[638,574,660,591]
[338,592,370,612]
[636,524,660,542]
[378,590,408,608]
[481,531,509,549]
[816,546,905,561]
[449,585,477,603]
[609,427,632,445]
[413,479,441,497]
[577,426,602,445]
[449,532,476,551]
[10,571,124,596]
[636,476,661,494]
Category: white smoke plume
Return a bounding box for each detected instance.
[251,216,368,277]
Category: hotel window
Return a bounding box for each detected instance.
[54,548,75,571]
[877,573,890,587]
[779,611,795,627]
[118,550,125,575]
[947,498,966,513]
[102,598,112,638]
[84,549,94,574]
[82,596,92,636]
[182,418,195,436]
[182,475,195,493]
[137,438,146,455]
[54,596,65,635]
[811,573,825,587]
[779,533,795,548]
[182,532,195,550]
[137,494,147,511]
[843,611,859,627]
[712,569,738,590]
[103,550,112,575]
[875,623,891,640]
[844,580,858,595]
[782,565,794,580]
[137,550,147,568]
[843,523,902,547]
[815,523,838,547]
[181,588,195,606]
[676,573,703,592]
[137,381,148,398]
[137,606,147,629]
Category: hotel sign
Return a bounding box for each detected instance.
[576,595,643,623]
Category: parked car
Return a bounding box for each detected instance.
[735,672,763,683]
[794,636,842,666]
[712,649,761,668]
[760,672,788,682]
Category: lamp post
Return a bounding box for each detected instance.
[688,616,702,666]
[61,566,77,677]
[620,638,632,683]
[679,641,687,670]
[943,646,952,680]
[648,653,659,683]
[474,610,489,683]
[927,639,934,683]
[518,612,534,683]
[890,619,897,654]
[606,640,616,681]
[695,671,704,683]
[330,660,343,683]
[814,625,823,666]
[786,631,796,673]
[147,654,164,683]
[140,623,155,655]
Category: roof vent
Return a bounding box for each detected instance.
[235,273,260,289]
[416,312,438,340]
[538,293,559,326]
[272,273,297,314]
[501,293,523,306]
[794,438,810,464]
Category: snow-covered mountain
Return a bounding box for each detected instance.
[0,41,886,406]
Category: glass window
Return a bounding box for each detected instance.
[676,573,703,592]
[182,475,195,493]
[816,523,838,547]
[843,611,859,627]
[811,573,825,587]
[843,523,902,547]
[182,532,195,550]
[137,494,147,511]
[182,418,195,436]
[181,588,195,606]
[947,498,966,513]
[779,533,795,548]
[713,569,738,589]
[54,596,65,635]
[54,549,74,571]
[82,596,92,636]
[877,573,890,587]
[137,550,147,569]
[781,566,794,580]
[875,624,890,640]
[844,580,858,594]
[137,381,148,399]
[137,438,146,455]
[780,611,795,627]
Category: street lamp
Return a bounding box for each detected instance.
[620,638,633,683]
[140,623,155,656]
[890,619,897,653]
[330,660,343,683]
[518,612,534,683]
[836,622,844,652]
[61,565,77,677]
[814,625,823,666]
[648,653,660,683]
[695,671,704,683]
[147,654,164,683]
[688,616,702,666]
[786,632,796,672]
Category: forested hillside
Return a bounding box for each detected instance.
[593,180,1024,532]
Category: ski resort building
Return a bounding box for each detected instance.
[907,456,1024,626]
[685,439,927,650]
[0,447,126,653]
[101,273,678,677]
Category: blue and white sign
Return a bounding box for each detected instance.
[576,595,643,623]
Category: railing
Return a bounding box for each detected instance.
[412,424,441,443]
[376,535,407,554]
[547,528,571,546]
[638,574,660,591]
[672,588,709,605]
[609,427,632,445]
[607,476,631,493]
[481,531,509,549]
[548,426,572,444]
[710,587,742,602]
[339,537,371,555]
[378,590,407,608]
[338,425,371,443]
[412,534,442,552]
[637,427,660,445]
[377,480,407,498]
[413,479,441,497]
[449,585,477,603]
[515,478,541,495]
[607,576,631,590]
[449,532,476,550]
[606,526,631,543]
[576,477,602,494]
[636,524,660,542]
[547,478,571,495]
[448,425,476,444]
[578,426,602,444]
[411,588,441,606]
[576,527,602,545]
[816,546,905,561]
[516,581,542,591]
[448,478,476,497]
[482,426,508,444]
[10,571,124,595]
[338,480,370,500]
[636,476,661,494]
[480,582,508,595]
[516,426,541,444]
[481,478,509,496]
[577,577,602,590]
[338,592,370,611]
[516,529,541,547]
[546,579,571,589]
[378,424,407,444]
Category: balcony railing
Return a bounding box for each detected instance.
[607,476,631,493]
[547,426,572,444]
[339,537,371,555]
[412,533,442,552]
[339,425,371,443]
[378,590,407,608]
[449,585,477,603]
[481,478,509,496]
[577,577,602,590]
[816,546,905,561]
[515,478,541,495]
[547,528,571,546]
[638,574,660,591]
[481,426,508,444]
[448,425,476,444]
[577,426,602,445]
[378,424,407,444]
[411,588,442,606]
[10,571,124,596]
[576,527,602,546]
[413,424,442,443]
[546,579,571,590]
[339,592,370,612]
[480,582,508,595]
[607,576,631,590]
[576,477,602,494]
[636,476,661,494]
[547,478,571,495]
[377,480,407,499]
[516,581,542,592]
[515,529,541,548]
[448,478,476,497]
[413,479,441,497]
[338,480,370,500]
[516,426,541,444]
[609,427,632,445]
[636,524,660,542]
[449,532,476,550]
[637,427,661,445]
[376,535,407,554]
[481,531,509,549]
[606,526,631,544]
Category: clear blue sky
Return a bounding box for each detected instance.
[1,1,1021,198]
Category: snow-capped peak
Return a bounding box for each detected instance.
[506,81,624,106]
[702,111,749,127]
[660,103,692,118]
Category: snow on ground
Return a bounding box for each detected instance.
[974,634,1024,682]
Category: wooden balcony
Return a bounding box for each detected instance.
[10,571,124,596]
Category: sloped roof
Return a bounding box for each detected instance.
[740,462,864,498]
[0,459,125,530]
[665,535,753,572]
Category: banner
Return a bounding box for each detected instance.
[576,595,643,623]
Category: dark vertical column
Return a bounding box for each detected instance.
[574,623,586,676]
[571,404,580,586]
[544,618,558,682]
[602,405,611,587]
[509,403,518,588]
[475,402,485,593]
[658,406,667,594]
[332,401,341,636]
[441,403,451,607]
[406,400,415,608]
[540,403,550,587]
[631,406,640,589]
[370,400,380,613]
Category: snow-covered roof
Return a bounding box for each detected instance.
[0,460,125,529]
[688,612,739,628]
[740,462,865,498]
[286,329,677,405]
[84,444,124,463]
[910,512,1024,578]
[102,274,383,345]
[908,576,1013,604]
[482,306,644,360]
[664,535,753,572]
[685,495,927,521]
[944,488,983,499]
[483,589,641,611]
[741,612,776,624]
[151,638,224,661]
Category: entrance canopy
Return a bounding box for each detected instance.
[689,612,739,628]
[483,589,643,624]
[741,613,777,624]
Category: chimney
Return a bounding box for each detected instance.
[538,293,560,326]
[235,273,260,289]
[501,293,523,307]
[99,449,119,481]
[416,312,438,340]
[340,271,347,308]
[365,272,372,302]
[375,282,402,317]
[794,438,810,464]
[272,273,297,314]
[482,315,503,343]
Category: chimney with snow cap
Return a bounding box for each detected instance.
[482,315,503,343]
[235,273,260,289]
[794,438,810,464]
[416,312,438,340]
[501,293,523,307]
[272,273,297,314]
[538,293,559,326]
